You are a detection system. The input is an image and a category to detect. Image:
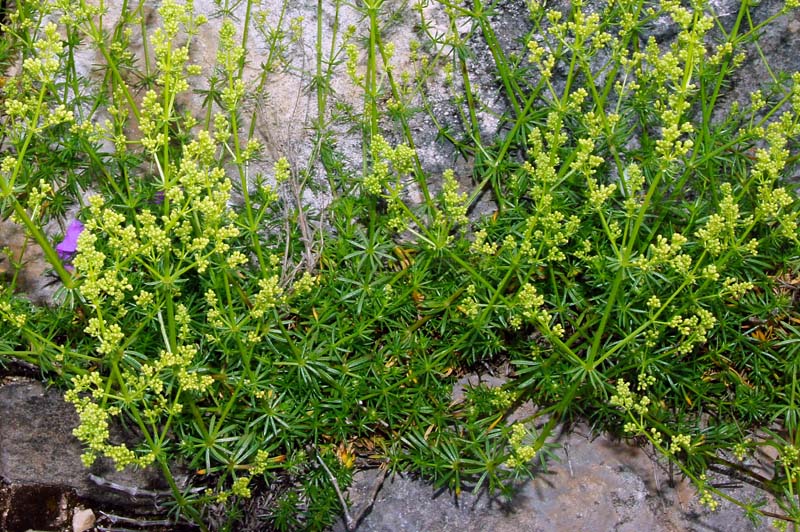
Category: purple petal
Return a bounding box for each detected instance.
[56,219,84,260]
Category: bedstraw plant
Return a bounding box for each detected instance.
[1,0,800,530]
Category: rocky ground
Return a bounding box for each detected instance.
[0,373,780,532]
[336,430,774,532]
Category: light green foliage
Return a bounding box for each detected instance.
[1,0,800,530]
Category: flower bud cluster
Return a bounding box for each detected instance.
[526,38,555,79]
[517,283,545,322]
[523,116,566,185]
[65,371,156,470]
[23,22,62,83]
[65,341,213,471]
[780,445,800,483]
[755,182,797,241]
[439,169,468,228]
[251,275,284,319]
[505,423,537,468]
[632,232,690,274]
[667,307,717,355]
[218,19,245,76]
[293,271,319,296]
[25,180,52,216]
[346,42,363,86]
[139,90,167,153]
[669,433,692,455]
[0,299,27,328]
[696,474,719,511]
[609,377,673,450]
[517,195,580,265]
[693,184,747,257]
[151,0,206,91]
[470,229,499,256]
[752,121,790,184]
[489,387,514,409]
[363,135,416,196]
[74,227,133,306]
[720,277,754,301]
[457,284,480,319]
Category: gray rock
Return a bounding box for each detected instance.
[0,220,56,306]
[337,424,776,532]
[719,1,800,119]
[0,378,173,509]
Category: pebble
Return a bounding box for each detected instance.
[72,507,95,532]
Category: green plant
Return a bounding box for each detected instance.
[1,0,800,530]
[409,0,800,525]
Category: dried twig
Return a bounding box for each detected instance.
[315,448,389,531]
[289,171,316,271]
[89,474,205,498]
[316,451,355,531]
[89,474,167,499]
[98,511,176,527]
[563,441,574,478]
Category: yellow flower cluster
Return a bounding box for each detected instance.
[440,169,468,228]
[505,423,537,468]
[251,275,284,319]
[0,300,27,328]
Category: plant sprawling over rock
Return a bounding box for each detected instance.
[1,0,800,529]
